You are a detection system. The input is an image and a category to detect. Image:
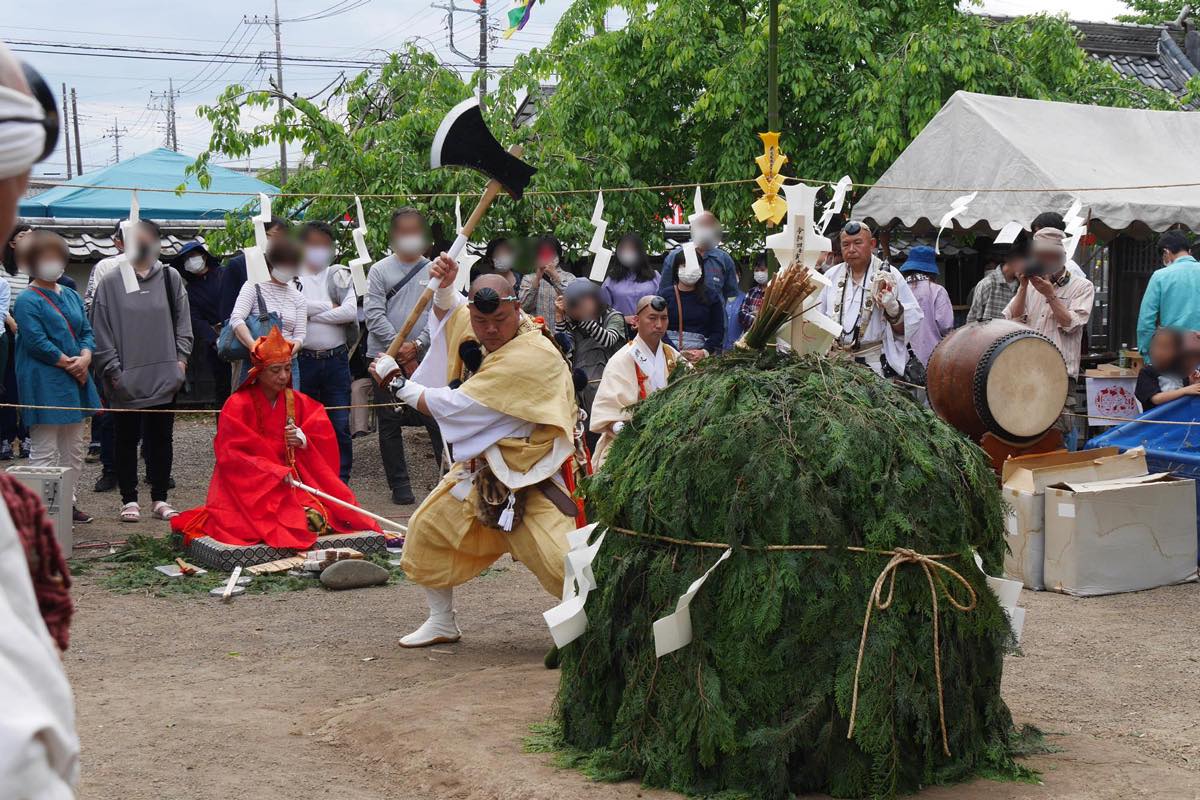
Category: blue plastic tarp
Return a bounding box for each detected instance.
[20,148,277,221]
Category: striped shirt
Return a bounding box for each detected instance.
[231,278,308,344]
[4,272,29,313]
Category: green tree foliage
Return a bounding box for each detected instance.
[193,5,1177,256]
[559,352,1028,799]
[1116,0,1185,24]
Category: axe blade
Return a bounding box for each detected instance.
[431,98,536,200]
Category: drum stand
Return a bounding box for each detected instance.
[979,429,1065,477]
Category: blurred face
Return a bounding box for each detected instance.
[259,362,292,394]
[568,294,598,321]
[635,306,669,348]
[469,300,521,353]
[492,243,515,271]
[536,243,559,270]
[1029,249,1064,276]
[1149,333,1179,371]
[134,222,161,266]
[839,229,875,271]
[12,230,31,272]
[303,229,335,272]
[391,214,427,259]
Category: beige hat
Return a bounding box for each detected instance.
[1031,227,1066,255]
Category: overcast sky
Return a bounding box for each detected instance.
[11,0,1132,179]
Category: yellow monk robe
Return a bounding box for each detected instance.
[589,337,679,470]
[401,304,579,596]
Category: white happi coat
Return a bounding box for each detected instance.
[817,256,923,377]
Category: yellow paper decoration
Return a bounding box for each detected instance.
[753,131,788,225]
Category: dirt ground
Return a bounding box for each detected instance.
[61,419,1200,800]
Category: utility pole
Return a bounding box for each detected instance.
[245,2,289,182]
[149,79,181,151]
[60,83,72,178]
[102,117,127,163]
[434,1,490,105]
[70,88,82,173]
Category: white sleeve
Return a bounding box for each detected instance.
[893,269,924,341]
[410,295,469,389]
[421,386,533,462]
[0,504,79,797]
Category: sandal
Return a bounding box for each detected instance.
[152,501,179,521]
[120,502,140,523]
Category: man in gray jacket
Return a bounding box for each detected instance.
[363,207,441,505]
[91,219,193,523]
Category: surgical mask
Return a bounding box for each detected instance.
[305,246,334,269]
[271,266,298,283]
[753,270,769,285]
[617,249,639,268]
[493,254,513,272]
[0,86,47,181]
[184,255,207,274]
[393,235,426,258]
[678,264,703,286]
[35,260,65,283]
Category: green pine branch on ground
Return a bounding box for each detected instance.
[553,352,1027,799]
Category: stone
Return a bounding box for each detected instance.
[320,559,390,591]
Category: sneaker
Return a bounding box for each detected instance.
[85,443,101,463]
[151,501,178,520]
[72,507,94,524]
[93,472,117,492]
[120,502,141,523]
[392,486,416,505]
[17,438,30,459]
[0,441,12,461]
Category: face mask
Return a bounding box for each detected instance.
[35,260,65,283]
[493,254,513,272]
[184,255,207,274]
[753,270,769,285]
[271,266,298,283]
[0,86,46,181]
[678,265,703,286]
[393,235,426,258]
[617,249,639,268]
[138,241,161,266]
[305,246,333,270]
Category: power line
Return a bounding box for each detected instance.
[148,79,180,151]
[283,0,374,23]
[101,117,128,163]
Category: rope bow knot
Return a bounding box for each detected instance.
[847,547,978,757]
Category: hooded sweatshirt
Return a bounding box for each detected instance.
[91,261,194,409]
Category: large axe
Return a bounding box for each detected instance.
[385,98,536,358]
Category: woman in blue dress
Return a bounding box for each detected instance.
[13,231,100,524]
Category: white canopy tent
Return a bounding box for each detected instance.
[854,91,1200,238]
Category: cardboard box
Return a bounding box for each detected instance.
[1044,474,1198,596]
[1001,447,1147,589]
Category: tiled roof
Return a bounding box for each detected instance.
[985,16,1198,106]
[21,223,208,262]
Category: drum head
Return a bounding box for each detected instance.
[984,335,1068,439]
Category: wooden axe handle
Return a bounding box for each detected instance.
[385,145,523,359]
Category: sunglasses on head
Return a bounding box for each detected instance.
[468,286,517,314]
[0,63,60,164]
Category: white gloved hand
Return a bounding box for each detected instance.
[612,421,626,435]
[373,354,400,384]
[434,284,460,310]
[393,378,426,408]
[878,289,901,318]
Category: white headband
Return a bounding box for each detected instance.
[0,85,46,181]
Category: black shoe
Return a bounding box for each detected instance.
[392,487,416,505]
[93,472,117,493]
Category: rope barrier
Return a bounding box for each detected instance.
[25,174,1200,201]
[609,525,975,756]
[0,401,397,414]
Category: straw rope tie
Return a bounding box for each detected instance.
[847,547,978,758]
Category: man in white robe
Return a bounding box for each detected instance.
[816,221,923,377]
[589,295,679,469]
[0,45,81,797]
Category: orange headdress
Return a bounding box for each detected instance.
[240,326,294,389]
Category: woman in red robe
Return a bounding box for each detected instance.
[172,328,380,549]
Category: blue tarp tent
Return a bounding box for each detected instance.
[1088,397,1200,549]
[20,148,277,221]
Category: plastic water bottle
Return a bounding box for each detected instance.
[1118,344,1129,369]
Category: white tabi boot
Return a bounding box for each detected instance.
[399,587,462,648]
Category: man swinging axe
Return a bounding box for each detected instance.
[371,100,583,655]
